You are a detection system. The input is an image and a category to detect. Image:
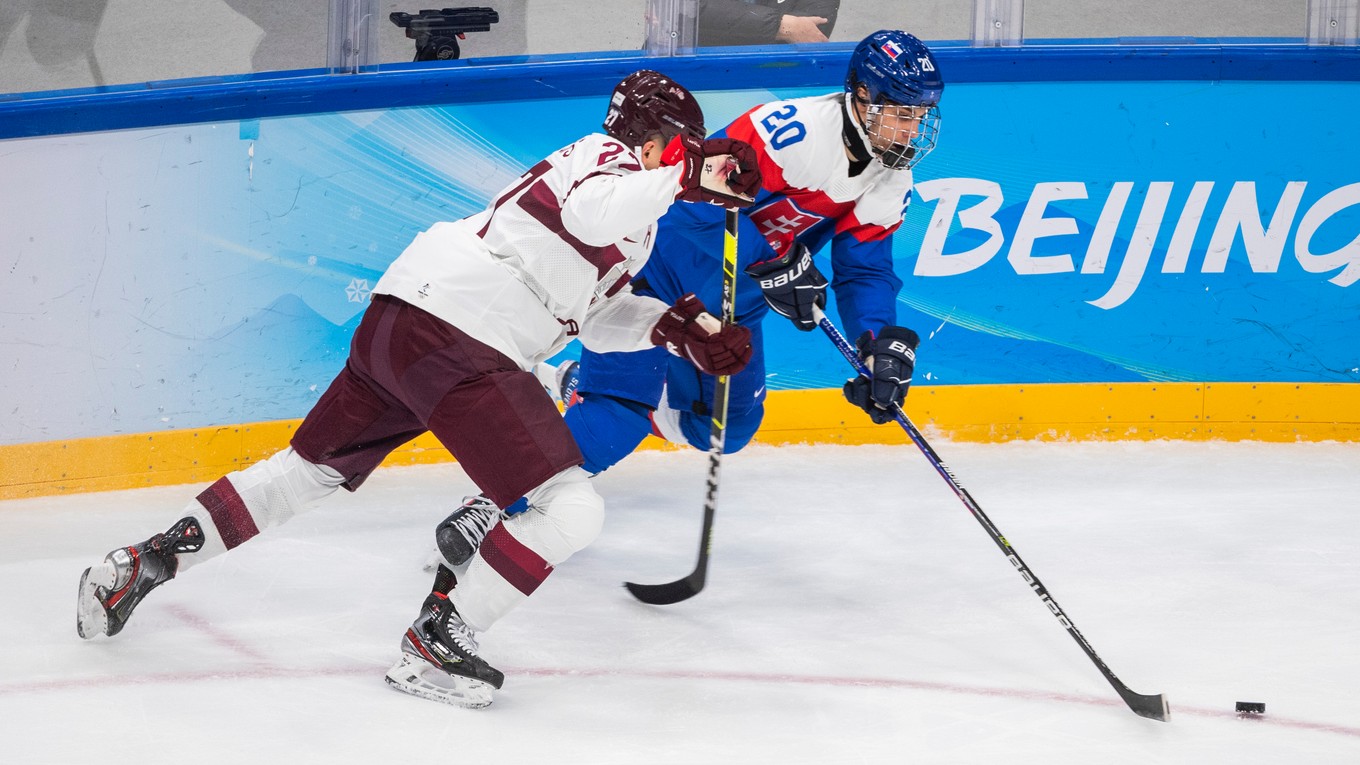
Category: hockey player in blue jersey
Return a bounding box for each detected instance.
[435,30,943,565]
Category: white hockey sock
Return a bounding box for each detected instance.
[175,446,345,572]
[451,467,603,632]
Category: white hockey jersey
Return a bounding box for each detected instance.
[727,93,915,257]
[374,133,683,370]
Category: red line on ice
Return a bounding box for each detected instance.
[3,662,1356,739]
[164,603,270,663]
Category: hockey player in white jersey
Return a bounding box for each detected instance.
[75,69,761,709]
[434,31,944,568]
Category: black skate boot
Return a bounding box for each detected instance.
[434,495,503,567]
[385,568,505,709]
[76,516,204,639]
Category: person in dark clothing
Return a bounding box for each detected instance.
[699,0,840,46]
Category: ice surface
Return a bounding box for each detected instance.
[2,440,1358,764]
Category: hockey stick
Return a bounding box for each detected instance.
[624,209,739,605]
[814,305,1169,722]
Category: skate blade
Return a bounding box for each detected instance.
[76,563,115,639]
[384,653,495,709]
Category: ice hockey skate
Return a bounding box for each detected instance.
[76,517,204,638]
[433,495,503,568]
[385,588,505,709]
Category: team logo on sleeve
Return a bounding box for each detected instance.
[748,198,824,255]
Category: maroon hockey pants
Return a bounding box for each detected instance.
[290,294,583,507]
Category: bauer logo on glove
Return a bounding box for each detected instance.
[745,243,828,331]
[886,339,913,356]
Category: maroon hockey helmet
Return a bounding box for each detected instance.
[603,70,706,147]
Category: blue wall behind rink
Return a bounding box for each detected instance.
[0,46,1357,445]
[838,78,1360,388]
[752,77,1360,392]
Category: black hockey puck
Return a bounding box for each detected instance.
[1235,701,1265,714]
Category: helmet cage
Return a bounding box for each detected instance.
[863,101,941,170]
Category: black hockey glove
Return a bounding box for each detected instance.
[744,244,828,331]
[842,326,919,424]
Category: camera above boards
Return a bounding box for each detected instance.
[390,7,501,61]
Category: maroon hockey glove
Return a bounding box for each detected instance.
[651,293,753,376]
[660,135,763,209]
[842,326,919,424]
[704,138,762,202]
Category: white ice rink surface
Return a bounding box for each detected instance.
[2,440,1358,764]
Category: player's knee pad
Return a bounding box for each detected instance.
[515,467,604,566]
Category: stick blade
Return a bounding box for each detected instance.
[1120,688,1170,721]
[623,575,703,605]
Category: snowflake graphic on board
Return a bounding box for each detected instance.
[345,278,371,303]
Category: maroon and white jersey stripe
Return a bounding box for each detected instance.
[374,133,683,369]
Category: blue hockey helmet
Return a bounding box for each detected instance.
[845,31,943,169]
[846,30,944,108]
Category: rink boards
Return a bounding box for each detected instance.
[2,382,1356,499]
[0,43,1356,498]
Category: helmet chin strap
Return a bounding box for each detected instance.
[840,92,876,166]
[880,143,915,169]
